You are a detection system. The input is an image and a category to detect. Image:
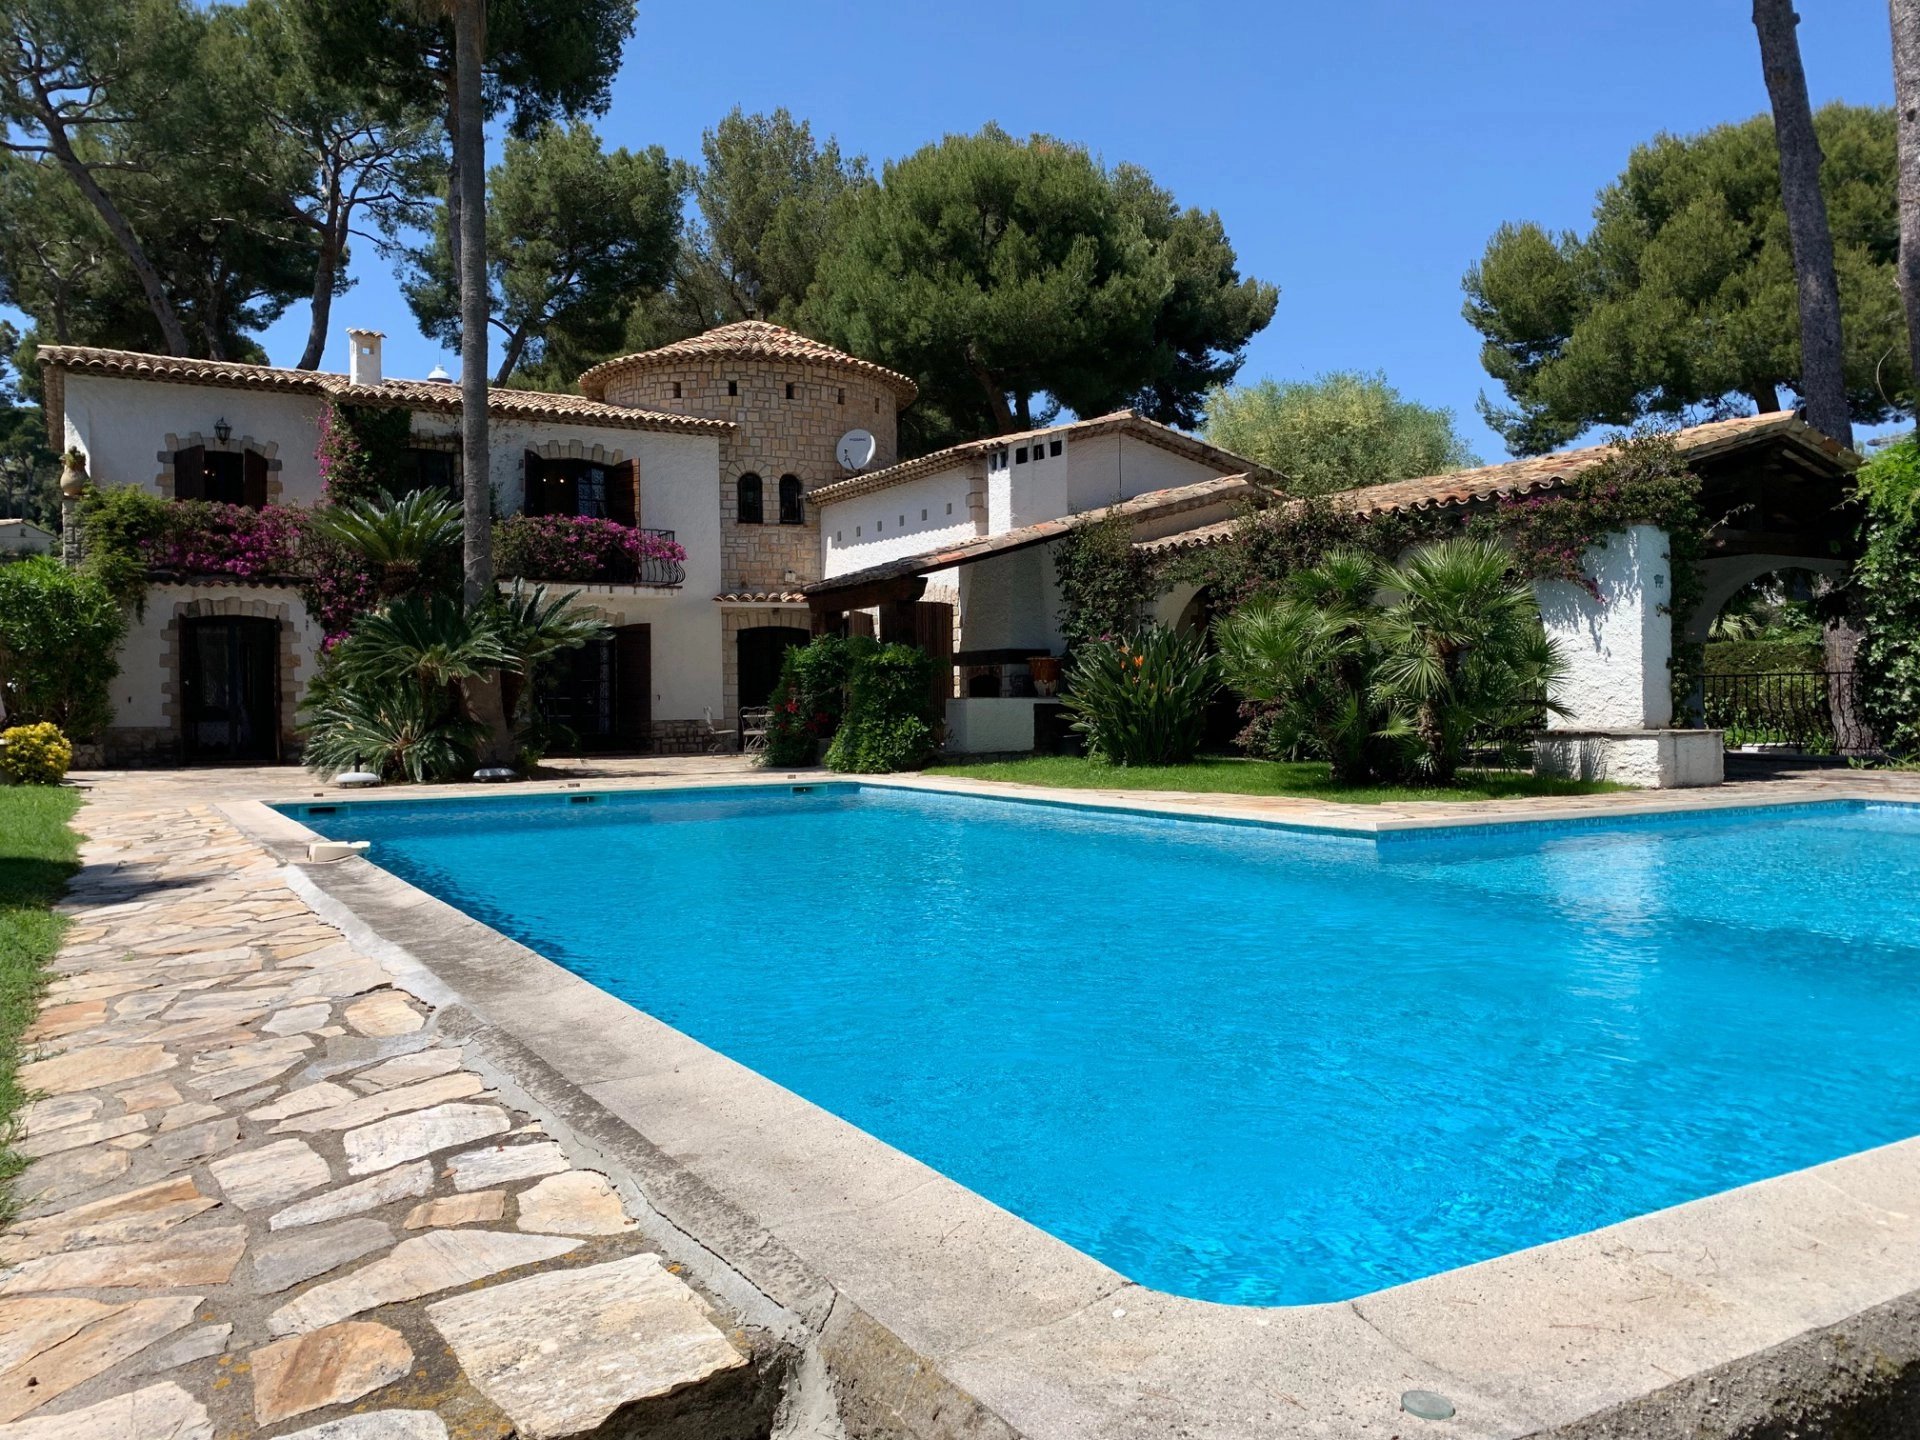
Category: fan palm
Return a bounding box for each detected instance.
[1371,537,1567,782]
[1215,549,1393,783]
[311,489,463,599]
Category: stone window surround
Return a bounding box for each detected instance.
[159,592,305,757]
[156,431,284,504]
[521,440,633,522]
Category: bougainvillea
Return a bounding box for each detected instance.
[493,515,686,583]
[142,502,305,579]
[316,402,415,505]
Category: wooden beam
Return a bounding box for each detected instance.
[806,574,928,614]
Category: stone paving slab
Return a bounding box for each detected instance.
[0,782,762,1438]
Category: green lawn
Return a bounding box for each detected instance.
[923,754,1627,804]
[0,786,81,1218]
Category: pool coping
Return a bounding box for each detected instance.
[223,773,1920,1438]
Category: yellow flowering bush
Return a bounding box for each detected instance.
[0,723,73,785]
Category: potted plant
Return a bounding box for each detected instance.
[1028,654,1062,696]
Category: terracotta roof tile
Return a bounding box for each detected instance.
[37,345,733,436]
[577,321,919,404]
[1139,413,1857,555]
[807,410,1281,507]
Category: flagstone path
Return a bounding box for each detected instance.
[0,786,762,1439]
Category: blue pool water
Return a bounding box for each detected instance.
[291,787,1920,1306]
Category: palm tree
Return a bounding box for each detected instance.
[1215,549,1391,784]
[311,488,462,599]
[1371,537,1567,784]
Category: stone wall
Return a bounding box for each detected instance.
[594,359,899,593]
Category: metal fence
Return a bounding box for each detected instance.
[604,528,684,587]
[1700,671,1876,754]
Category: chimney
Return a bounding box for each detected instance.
[346,328,384,387]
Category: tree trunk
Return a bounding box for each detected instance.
[450,0,512,767]
[297,229,340,371]
[29,91,190,356]
[965,345,1015,432]
[452,0,490,609]
[1892,0,1920,421]
[1746,382,1784,413]
[1752,0,1854,449]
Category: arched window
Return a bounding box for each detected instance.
[778,474,804,525]
[736,472,763,525]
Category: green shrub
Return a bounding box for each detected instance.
[1063,626,1218,766]
[0,724,72,784]
[1702,638,1823,676]
[75,484,170,610]
[1855,436,1920,754]
[0,558,125,741]
[825,642,935,773]
[763,634,870,767]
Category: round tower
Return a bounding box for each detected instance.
[579,321,917,593]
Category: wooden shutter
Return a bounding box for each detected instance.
[607,460,638,526]
[242,450,269,509]
[522,451,544,516]
[173,445,205,501]
[614,625,652,749]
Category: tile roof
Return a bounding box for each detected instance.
[37,346,734,436]
[806,474,1262,600]
[1138,412,1857,556]
[807,410,1281,507]
[576,321,919,404]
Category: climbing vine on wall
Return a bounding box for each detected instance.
[1053,514,1158,656]
[316,402,415,505]
[1852,435,1920,754]
[1161,430,1709,707]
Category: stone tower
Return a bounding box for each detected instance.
[579,321,918,592]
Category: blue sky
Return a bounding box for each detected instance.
[43,1,1907,459]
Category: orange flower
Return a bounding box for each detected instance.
[1134,654,1145,667]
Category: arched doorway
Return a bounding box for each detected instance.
[736,625,810,710]
[180,616,281,763]
[1696,565,1869,753]
[1173,585,1240,751]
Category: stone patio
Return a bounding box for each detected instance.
[0,759,775,1439]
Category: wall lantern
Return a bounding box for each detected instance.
[213,417,232,445]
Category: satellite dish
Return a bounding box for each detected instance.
[836,428,877,472]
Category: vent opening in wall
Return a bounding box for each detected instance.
[837,388,845,404]
[921,509,928,521]
[946,502,953,515]
[1050,439,1062,456]
[672,381,682,399]
[785,382,795,399]
[728,379,738,397]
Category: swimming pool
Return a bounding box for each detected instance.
[288,785,1920,1307]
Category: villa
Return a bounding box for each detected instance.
[43,321,1858,784]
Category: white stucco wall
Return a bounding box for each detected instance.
[818,464,975,578]
[64,370,734,744]
[944,697,1045,753]
[1534,525,1673,730]
[959,544,1063,655]
[1066,433,1224,512]
[63,375,330,502]
[108,583,323,732]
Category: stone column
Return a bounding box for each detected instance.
[1532,524,1673,730]
[1530,525,1723,788]
[59,451,89,568]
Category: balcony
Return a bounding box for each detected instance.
[493,515,687,588]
